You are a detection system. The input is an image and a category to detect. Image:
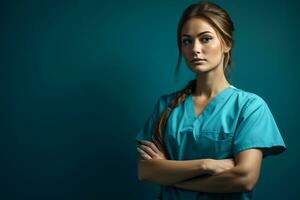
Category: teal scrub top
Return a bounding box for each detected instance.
[135,85,287,200]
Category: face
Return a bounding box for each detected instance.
[180,18,230,74]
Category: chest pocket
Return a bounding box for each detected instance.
[197,130,233,159]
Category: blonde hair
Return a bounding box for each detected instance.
[152,1,235,156]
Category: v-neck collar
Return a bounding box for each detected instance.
[185,85,235,122]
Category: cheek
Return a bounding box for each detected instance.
[205,42,222,58]
[182,47,188,54]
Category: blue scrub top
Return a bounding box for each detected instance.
[135,85,286,200]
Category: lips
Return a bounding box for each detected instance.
[191,58,206,63]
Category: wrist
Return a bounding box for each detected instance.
[199,159,214,175]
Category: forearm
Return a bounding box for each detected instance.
[138,159,210,186]
[174,165,252,193]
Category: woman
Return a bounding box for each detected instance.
[135,1,286,199]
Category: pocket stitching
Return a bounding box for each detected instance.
[199,131,233,141]
[200,133,233,142]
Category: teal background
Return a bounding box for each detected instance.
[1,0,299,199]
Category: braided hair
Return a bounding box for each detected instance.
[152,79,196,157]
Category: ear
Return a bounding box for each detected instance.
[223,44,231,53]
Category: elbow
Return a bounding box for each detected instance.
[138,173,144,181]
[137,163,144,181]
[137,168,147,181]
[240,183,254,193]
[242,181,256,192]
[137,160,171,186]
[240,176,258,192]
[137,160,149,181]
[137,167,144,181]
[233,167,259,192]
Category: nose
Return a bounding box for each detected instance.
[192,39,202,55]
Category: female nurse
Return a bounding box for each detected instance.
[135,1,287,200]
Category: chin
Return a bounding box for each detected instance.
[191,63,220,73]
[189,64,212,73]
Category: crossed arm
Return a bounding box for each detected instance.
[137,140,263,193]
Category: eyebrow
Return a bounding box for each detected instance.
[181,31,212,38]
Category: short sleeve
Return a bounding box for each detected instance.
[135,95,166,146]
[232,96,287,158]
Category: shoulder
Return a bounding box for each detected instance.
[149,91,178,116]
[231,86,269,115]
[157,90,179,106]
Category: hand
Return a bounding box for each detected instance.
[137,140,167,160]
[205,158,235,174]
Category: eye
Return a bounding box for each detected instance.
[182,38,192,46]
[201,36,213,43]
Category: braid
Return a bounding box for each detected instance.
[152,79,196,156]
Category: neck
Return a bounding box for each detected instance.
[193,65,230,98]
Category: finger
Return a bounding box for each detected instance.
[137,147,152,160]
[139,144,157,157]
[140,153,151,160]
[141,140,160,153]
[152,139,165,153]
[141,140,156,148]
[141,153,151,160]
